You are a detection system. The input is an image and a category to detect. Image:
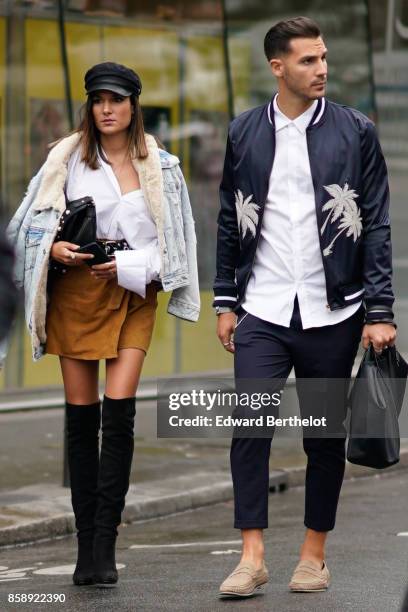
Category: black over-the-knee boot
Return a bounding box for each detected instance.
[66,401,101,586]
[93,395,136,587]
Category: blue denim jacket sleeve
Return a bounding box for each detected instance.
[0,167,43,368]
[6,167,44,288]
[167,166,200,322]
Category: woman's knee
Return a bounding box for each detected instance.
[105,348,145,398]
[60,357,99,404]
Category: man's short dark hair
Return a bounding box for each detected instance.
[264,16,321,61]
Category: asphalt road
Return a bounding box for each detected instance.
[0,407,307,492]
[1,470,408,611]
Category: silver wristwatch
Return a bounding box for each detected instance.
[215,306,234,316]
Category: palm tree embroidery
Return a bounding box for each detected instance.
[323,200,363,257]
[235,189,260,239]
[320,183,359,235]
[320,182,362,256]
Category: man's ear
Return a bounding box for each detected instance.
[269,58,284,78]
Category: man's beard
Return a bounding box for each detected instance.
[286,78,325,100]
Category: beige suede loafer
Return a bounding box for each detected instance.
[219,560,269,598]
[289,560,330,592]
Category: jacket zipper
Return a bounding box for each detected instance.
[239,118,276,306]
[305,125,337,311]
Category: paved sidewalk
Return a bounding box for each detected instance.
[1,403,408,548]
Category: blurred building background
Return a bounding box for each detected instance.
[0,0,407,391]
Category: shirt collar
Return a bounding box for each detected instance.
[97,147,122,199]
[273,95,318,135]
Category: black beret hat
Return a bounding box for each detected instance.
[84,61,142,97]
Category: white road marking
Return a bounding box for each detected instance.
[397,532,408,536]
[210,550,241,555]
[0,567,37,574]
[130,540,242,549]
[0,573,27,579]
[33,564,126,576]
[33,565,75,575]
[0,566,40,582]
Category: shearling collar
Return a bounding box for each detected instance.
[32,132,80,212]
[133,134,165,240]
[32,132,165,234]
[31,131,167,345]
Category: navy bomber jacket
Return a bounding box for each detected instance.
[213,95,395,325]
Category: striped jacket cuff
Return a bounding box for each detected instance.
[212,287,238,309]
[364,303,395,326]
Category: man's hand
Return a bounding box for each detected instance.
[362,323,396,354]
[217,312,236,353]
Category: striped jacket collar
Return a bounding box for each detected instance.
[267,93,326,130]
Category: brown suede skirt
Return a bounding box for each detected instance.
[45,265,158,360]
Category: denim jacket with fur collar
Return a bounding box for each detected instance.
[0,132,200,365]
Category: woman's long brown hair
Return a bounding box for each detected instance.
[77,93,148,169]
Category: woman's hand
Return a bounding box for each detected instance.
[90,258,117,280]
[50,241,94,266]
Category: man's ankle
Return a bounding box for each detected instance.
[240,527,264,568]
[240,549,265,568]
[299,553,325,567]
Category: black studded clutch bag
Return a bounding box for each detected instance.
[55,196,96,246]
[50,196,97,275]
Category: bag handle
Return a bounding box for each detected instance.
[367,343,396,398]
[368,343,398,367]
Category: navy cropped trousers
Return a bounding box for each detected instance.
[232,296,365,532]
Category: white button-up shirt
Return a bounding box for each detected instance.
[66,146,161,298]
[242,95,361,328]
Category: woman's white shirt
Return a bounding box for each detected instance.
[65,146,161,298]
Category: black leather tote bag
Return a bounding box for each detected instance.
[347,345,408,469]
